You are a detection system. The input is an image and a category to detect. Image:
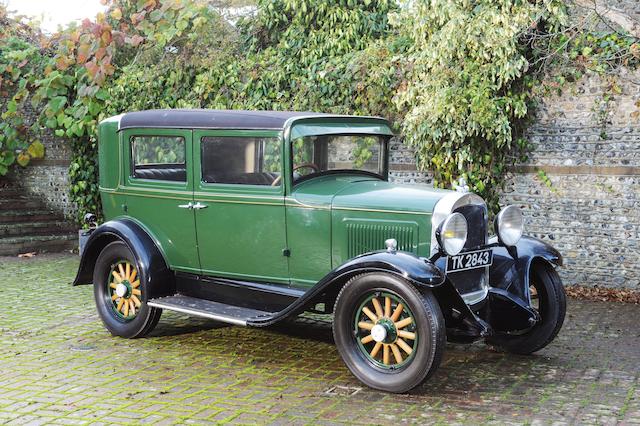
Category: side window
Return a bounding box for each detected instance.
[201,136,281,186]
[131,136,186,182]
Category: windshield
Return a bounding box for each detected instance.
[291,134,387,183]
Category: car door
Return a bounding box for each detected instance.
[121,128,199,273]
[193,130,289,285]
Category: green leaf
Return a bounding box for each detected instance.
[27,140,45,159]
[149,10,163,22]
[48,96,67,113]
[7,100,17,113]
[16,152,30,167]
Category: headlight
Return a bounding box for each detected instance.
[436,212,468,256]
[495,205,524,246]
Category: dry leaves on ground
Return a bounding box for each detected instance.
[565,285,640,304]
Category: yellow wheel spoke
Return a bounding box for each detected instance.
[131,295,141,307]
[111,271,122,283]
[370,342,382,358]
[117,298,125,312]
[398,330,416,340]
[384,296,391,317]
[396,338,413,355]
[125,263,130,281]
[123,299,129,316]
[371,298,383,318]
[129,300,135,316]
[131,280,140,289]
[111,294,119,301]
[118,263,125,278]
[383,345,390,365]
[129,269,137,283]
[132,289,141,296]
[362,307,378,322]
[395,317,413,329]
[109,282,118,289]
[358,321,374,330]
[390,303,404,321]
[390,343,403,363]
[361,334,374,344]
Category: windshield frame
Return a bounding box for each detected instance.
[290,133,390,187]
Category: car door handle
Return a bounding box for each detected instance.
[192,202,208,210]
[178,202,193,209]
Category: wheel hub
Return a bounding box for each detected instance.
[115,281,131,298]
[371,324,387,342]
[374,318,397,344]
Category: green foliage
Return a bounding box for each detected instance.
[2,0,638,223]
[393,0,566,210]
[0,17,49,173]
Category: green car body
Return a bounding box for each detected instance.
[75,109,567,393]
[97,112,442,286]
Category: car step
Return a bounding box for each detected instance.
[147,294,275,326]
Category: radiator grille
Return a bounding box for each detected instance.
[448,204,489,296]
[346,222,416,258]
[454,204,487,250]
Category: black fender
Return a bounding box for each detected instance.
[248,250,445,327]
[482,235,562,334]
[489,235,562,303]
[72,218,175,299]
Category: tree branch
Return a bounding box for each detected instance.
[573,0,640,39]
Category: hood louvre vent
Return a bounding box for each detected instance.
[346,221,417,258]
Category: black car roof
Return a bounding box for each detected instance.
[117,109,362,131]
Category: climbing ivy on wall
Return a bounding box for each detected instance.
[1,0,637,222]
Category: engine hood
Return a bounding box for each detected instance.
[289,174,451,214]
[331,179,451,214]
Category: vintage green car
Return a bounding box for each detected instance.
[74,109,566,393]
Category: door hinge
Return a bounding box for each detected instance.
[282,248,291,257]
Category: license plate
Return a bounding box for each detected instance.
[446,248,493,272]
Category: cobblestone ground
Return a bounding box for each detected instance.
[0,254,638,425]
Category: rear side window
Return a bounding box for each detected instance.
[131,136,186,182]
[201,136,281,186]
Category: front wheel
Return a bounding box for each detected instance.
[93,241,162,338]
[333,273,445,393]
[487,261,566,354]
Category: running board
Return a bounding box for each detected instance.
[148,295,275,326]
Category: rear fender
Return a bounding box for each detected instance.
[72,218,175,299]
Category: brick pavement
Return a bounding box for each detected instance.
[0,254,638,425]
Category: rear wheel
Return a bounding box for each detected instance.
[93,241,162,338]
[333,273,445,393]
[487,261,566,354]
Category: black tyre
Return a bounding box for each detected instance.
[93,241,162,338]
[487,261,566,354]
[333,273,446,393]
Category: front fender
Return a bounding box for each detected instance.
[489,235,562,303]
[331,250,446,288]
[72,218,175,299]
[248,250,444,327]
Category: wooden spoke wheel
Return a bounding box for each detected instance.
[355,292,418,369]
[93,241,161,338]
[333,273,445,393]
[107,261,142,321]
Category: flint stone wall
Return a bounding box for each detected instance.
[389,66,640,290]
[3,98,76,220]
